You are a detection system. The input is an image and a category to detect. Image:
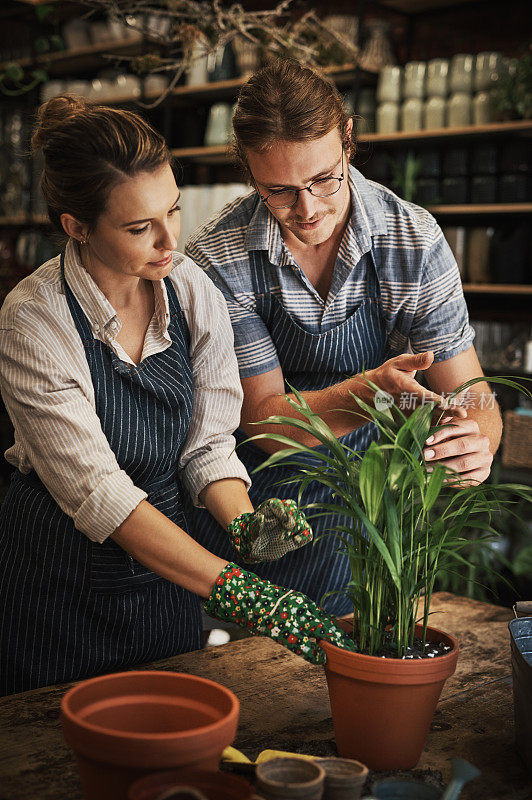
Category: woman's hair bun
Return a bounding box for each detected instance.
[31,94,88,153]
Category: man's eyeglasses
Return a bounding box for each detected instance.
[258,150,345,210]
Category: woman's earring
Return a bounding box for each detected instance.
[80,236,87,246]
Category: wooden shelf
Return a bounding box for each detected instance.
[171,121,532,163]
[428,204,532,215]
[171,145,231,164]
[358,120,532,145]
[0,37,146,76]
[104,63,373,107]
[463,284,532,294]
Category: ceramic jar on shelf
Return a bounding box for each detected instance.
[376,66,402,133]
[401,97,423,132]
[473,91,496,125]
[423,59,449,131]
[207,44,237,82]
[426,59,449,97]
[186,37,210,86]
[377,65,402,103]
[474,51,504,91]
[403,61,426,98]
[447,54,475,130]
[423,96,446,129]
[204,103,234,146]
[448,91,472,127]
[377,101,400,134]
[449,53,475,93]
[471,51,502,125]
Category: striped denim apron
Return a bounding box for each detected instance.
[0,254,202,695]
[192,249,388,615]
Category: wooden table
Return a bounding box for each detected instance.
[0,593,529,800]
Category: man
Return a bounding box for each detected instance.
[186,59,501,614]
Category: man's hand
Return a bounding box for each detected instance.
[424,416,493,486]
[355,351,466,417]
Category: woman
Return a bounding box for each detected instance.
[0,96,353,696]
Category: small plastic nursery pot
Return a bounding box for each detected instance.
[255,756,326,799]
[61,670,240,800]
[320,622,459,771]
[317,757,368,800]
[128,768,254,800]
[369,778,442,799]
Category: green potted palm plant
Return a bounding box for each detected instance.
[246,377,532,770]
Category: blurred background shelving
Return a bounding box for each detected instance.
[0,0,531,598]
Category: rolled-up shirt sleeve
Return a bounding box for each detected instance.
[0,330,147,543]
[409,220,475,362]
[176,266,251,506]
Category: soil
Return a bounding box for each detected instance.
[356,633,452,660]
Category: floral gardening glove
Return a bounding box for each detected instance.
[227,498,312,563]
[203,562,356,665]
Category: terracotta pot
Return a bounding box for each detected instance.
[128,768,253,800]
[320,623,459,770]
[61,670,240,800]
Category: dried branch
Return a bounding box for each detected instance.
[76,0,358,107]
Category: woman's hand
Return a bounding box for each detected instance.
[228,498,312,563]
[424,416,493,486]
[203,563,356,664]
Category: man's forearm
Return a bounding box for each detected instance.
[243,377,374,453]
[241,351,449,454]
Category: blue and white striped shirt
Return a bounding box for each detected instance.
[186,166,475,378]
